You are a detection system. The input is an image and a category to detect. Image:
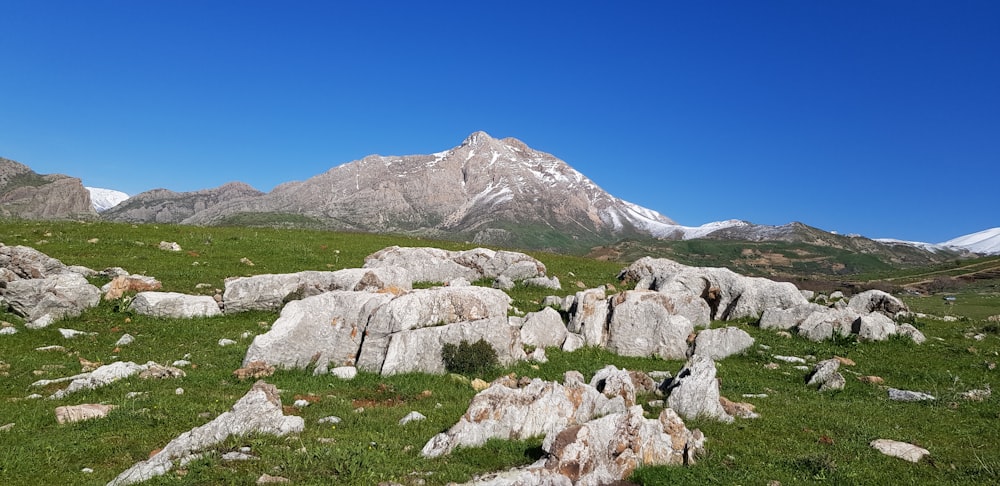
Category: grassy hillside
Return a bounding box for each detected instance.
[0,220,998,485]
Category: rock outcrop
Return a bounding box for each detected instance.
[363,246,546,283]
[222,267,411,313]
[0,157,96,220]
[128,292,222,319]
[108,381,304,486]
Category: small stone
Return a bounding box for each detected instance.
[764,362,780,370]
[82,467,94,473]
[834,356,856,366]
[257,474,291,484]
[0,327,17,335]
[858,375,885,385]
[470,378,490,392]
[59,328,97,339]
[399,411,427,425]
[0,423,14,432]
[774,355,806,364]
[221,452,257,461]
[293,399,310,408]
[175,388,184,395]
[330,366,358,380]
[888,388,935,402]
[116,334,135,346]
[240,257,255,266]
[218,338,237,347]
[56,404,117,424]
[172,360,192,367]
[871,439,930,463]
[318,416,341,424]
[36,345,67,352]
[960,387,991,401]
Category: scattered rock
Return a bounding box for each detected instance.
[719,396,760,419]
[773,355,806,364]
[36,345,66,352]
[662,355,733,423]
[518,307,568,349]
[240,257,255,266]
[330,366,358,380]
[129,292,222,319]
[897,324,926,344]
[108,381,304,486]
[116,333,135,346]
[870,439,930,463]
[0,326,16,335]
[606,290,695,359]
[139,364,186,380]
[0,423,13,432]
[858,375,885,385]
[55,403,117,424]
[34,361,150,399]
[470,378,490,392]
[691,326,755,360]
[257,474,291,484]
[102,275,162,300]
[960,386,991,401]
[221,451,256,461]
[318,416,341,424]
[363,246,546,284]
[158,241,182,251]
[492,275,515,291]
[58,328,96,339]
[888,388,935,402]
[218,338,237,347]
[399,411,426,425]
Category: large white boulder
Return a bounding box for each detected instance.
[2,273,101,327]
[566,287,609,347]
[691,326,755,360]
[663,355,733,423]
[605,290,693,360]
[519,306,568,349]
[223,267,410,313]
[129,292,222,319]
[363,246,546,283]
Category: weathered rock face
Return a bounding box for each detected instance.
[102,275,162,300]
[222,267,410,313]
[605,290,693,360]
[3,273,101,327]
[0,158,96,220]
[848,289,909,318]
[691,327,755,360]
[663,355,733,423]
[759,303,829,331]
[129,292,222,319]
[870,439,930,463]
[0,244,71,279]
[108,381,304,486]
[55,404,117,424]
[421,372,628,458]
[363,246,546,283]
[620,257,809,321]
[566,287,610,347]
[519,307,568,349]
[797,307,862,341]
[243,291,394,374]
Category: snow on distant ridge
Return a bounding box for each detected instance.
[874,238,947,253]
[941,227,1000,255]
[86,187,129,212]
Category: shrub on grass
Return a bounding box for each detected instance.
[441,339,498,376]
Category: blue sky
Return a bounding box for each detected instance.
[1,1,997,243]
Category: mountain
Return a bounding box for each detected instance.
[941,227,1000,255]
[111,132,679,250]
[0,157,96,220]
[102,182,264,224]
[86,187,130,212]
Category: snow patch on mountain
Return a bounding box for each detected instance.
[86,187,129,212]
[941,227,1000,255]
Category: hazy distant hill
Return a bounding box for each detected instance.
[102,182,264,224]
[0,157,95,220]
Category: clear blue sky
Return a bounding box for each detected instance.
[2,1,997,243]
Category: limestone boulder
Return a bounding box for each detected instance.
[222,267,410,313]
[0,244,68,279]
[897,323,927,344]
[870,439,930,463]
[243,291,394,374]
[519,306,568,349]
[108,381,303,486]
[363,246,546,283]
[854,312,898,341]
[129,292,222,319]
[848,289,909,318]
[691,326,755,360]
[55,403,117,424]
[357,286,511,372]
[102,274,162,300]
[566,287,609,347]
[620,257,808,321]
[759,303,829,331]
[605,290,693,360]
[663,354,733,423]
[797,307,862,342]
[421,372,627,458]
[375,316,525,375]
[2,273,101,327]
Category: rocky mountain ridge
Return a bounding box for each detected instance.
[0,157,95,220]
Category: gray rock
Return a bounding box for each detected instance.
[421,375,627,458]
[108,381,304,486]
[854,313,898,341]
[115,333,135,346]
[759,303,828,331]
[519,307,568,349]
[888,388,936,402]
[806,359,842,387]
[399,411,426,425]
[330,366,358,380]
[870,439,930,463]
[375,316,524,375]
[129,292,221,319]
[3,273,101,326]
[848,289,909,317]
[561,332,585,352]
[691,327,755,360]
[797,307,861,341]
[566,287,609,347]
[663,355,733,423]
[222,267,411,313]
[0,244,70,279]
[589,365,638,406]
[523,276,561,290]
[492,275,515,291]
[605,290,693,359]
[55,403,117,424]
[363,246,546,284]
[244,291,393,374]
[897,323,927,344]
[819,372,846,392]
[38,361,150,399]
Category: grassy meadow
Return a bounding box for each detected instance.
[0,220,998,485]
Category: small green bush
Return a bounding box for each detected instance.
[441,339,499,375]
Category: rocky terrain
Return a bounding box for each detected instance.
[0,158,96,220]
[0,238,953,485]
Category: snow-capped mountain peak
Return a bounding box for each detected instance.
[941,227,1000,255]
[86,187,129,212]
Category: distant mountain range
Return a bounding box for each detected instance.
[2,134,997,257]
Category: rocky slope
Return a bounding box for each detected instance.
[0,157,95,220]
[113,132,679,249]
[102,182,264,224]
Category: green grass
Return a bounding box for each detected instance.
[1,220,998,485]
